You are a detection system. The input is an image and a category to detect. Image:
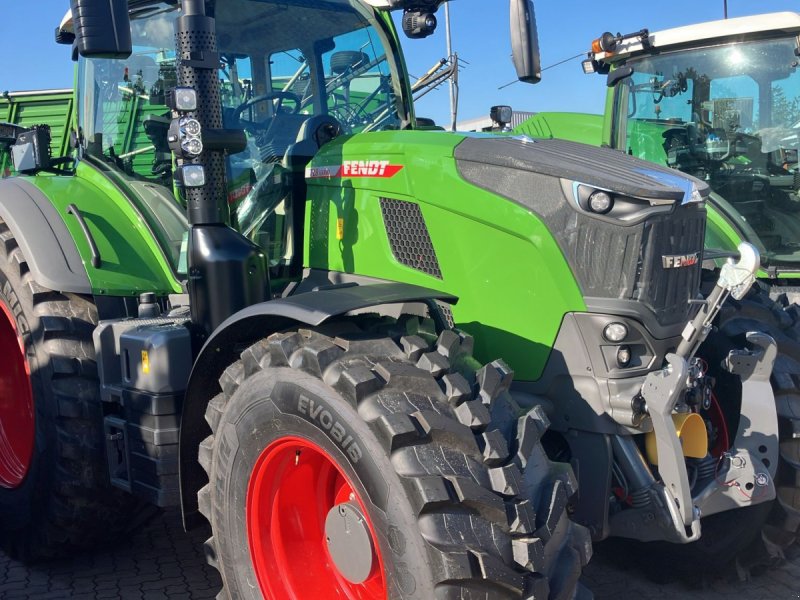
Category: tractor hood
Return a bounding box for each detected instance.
[455,135,708,334]
[454,136,709,204]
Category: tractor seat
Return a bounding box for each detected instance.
[258,113,310,163]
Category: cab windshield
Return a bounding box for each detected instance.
[613,37,800,267]
[77,0,407,269]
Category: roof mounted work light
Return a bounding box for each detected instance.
[402,9,438,38]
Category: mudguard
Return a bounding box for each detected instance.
[179,281,457,527]
[0,178,90,293]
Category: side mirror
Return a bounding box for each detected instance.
[510,0,541,84]
[70,0,132,59]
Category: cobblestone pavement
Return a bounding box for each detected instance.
[2,509,799,599]
[585,542,800,599]
[0,510,221,599]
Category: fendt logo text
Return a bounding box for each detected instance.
[342,160,401,177]
[305,160,404,179]
[662,252,700,269]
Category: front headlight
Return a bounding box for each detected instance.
[569,181,679,223]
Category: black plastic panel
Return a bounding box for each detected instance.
[455,136,709,201]
[188,224,269,334]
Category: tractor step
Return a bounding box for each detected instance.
[95,317,191,507]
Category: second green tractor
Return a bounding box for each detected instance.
[516,10,800,579]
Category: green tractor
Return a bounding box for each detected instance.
[518,11,800,578]
[0,0,781,597]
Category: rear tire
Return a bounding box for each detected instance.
[0,219,147,560]
[199,320,593,599]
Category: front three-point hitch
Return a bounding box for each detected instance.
[612,243,778,543]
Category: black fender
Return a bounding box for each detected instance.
[179,281,457,528]
[0,178,90,293]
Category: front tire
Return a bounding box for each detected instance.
[712,286,800,567]
[199,321,592,599]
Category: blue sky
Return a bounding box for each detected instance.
[3,1,800,126]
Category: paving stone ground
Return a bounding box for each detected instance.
[585,541,800,600]
[1,509,799,599]
[0,510,221,599]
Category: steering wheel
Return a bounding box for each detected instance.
[234,92,302,128]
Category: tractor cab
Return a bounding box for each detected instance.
[72,0,409,277]
[588,14,800,271]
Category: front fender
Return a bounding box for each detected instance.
[178,281,456,528]
[0,178,90,293]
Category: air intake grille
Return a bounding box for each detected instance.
[637,208,706,326]
[380,198,442,279]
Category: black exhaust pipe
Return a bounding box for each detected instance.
[175,0,269,336]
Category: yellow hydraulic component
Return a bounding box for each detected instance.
[645,412,708,465]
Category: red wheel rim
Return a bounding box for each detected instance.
[247,436,387,599]
[0,300,34,488]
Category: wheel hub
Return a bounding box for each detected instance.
[324,501,375,584]
[0,300,34,489]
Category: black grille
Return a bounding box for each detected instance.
[637,206,706,326]
[380,198,442,279]
[175,16,226,223]
[552,202,705,328]
[436,300,455,327]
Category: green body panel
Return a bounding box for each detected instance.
[304,130,587,380]
[514,112,604,146]
[0,90,74,176]
[26,161,182,296]
[624,119,670,164]
[0,91,180,294]
[705,203,742,255]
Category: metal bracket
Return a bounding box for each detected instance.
[718,242,759,300]
[179,50,220,70]
[611,332,779,543]
[640,354,698,529]
[104,415,132,494]
[608,433,700,544]
[608,483,701,543]
[693,332,778,517]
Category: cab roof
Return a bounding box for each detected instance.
[596,11,800,63]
